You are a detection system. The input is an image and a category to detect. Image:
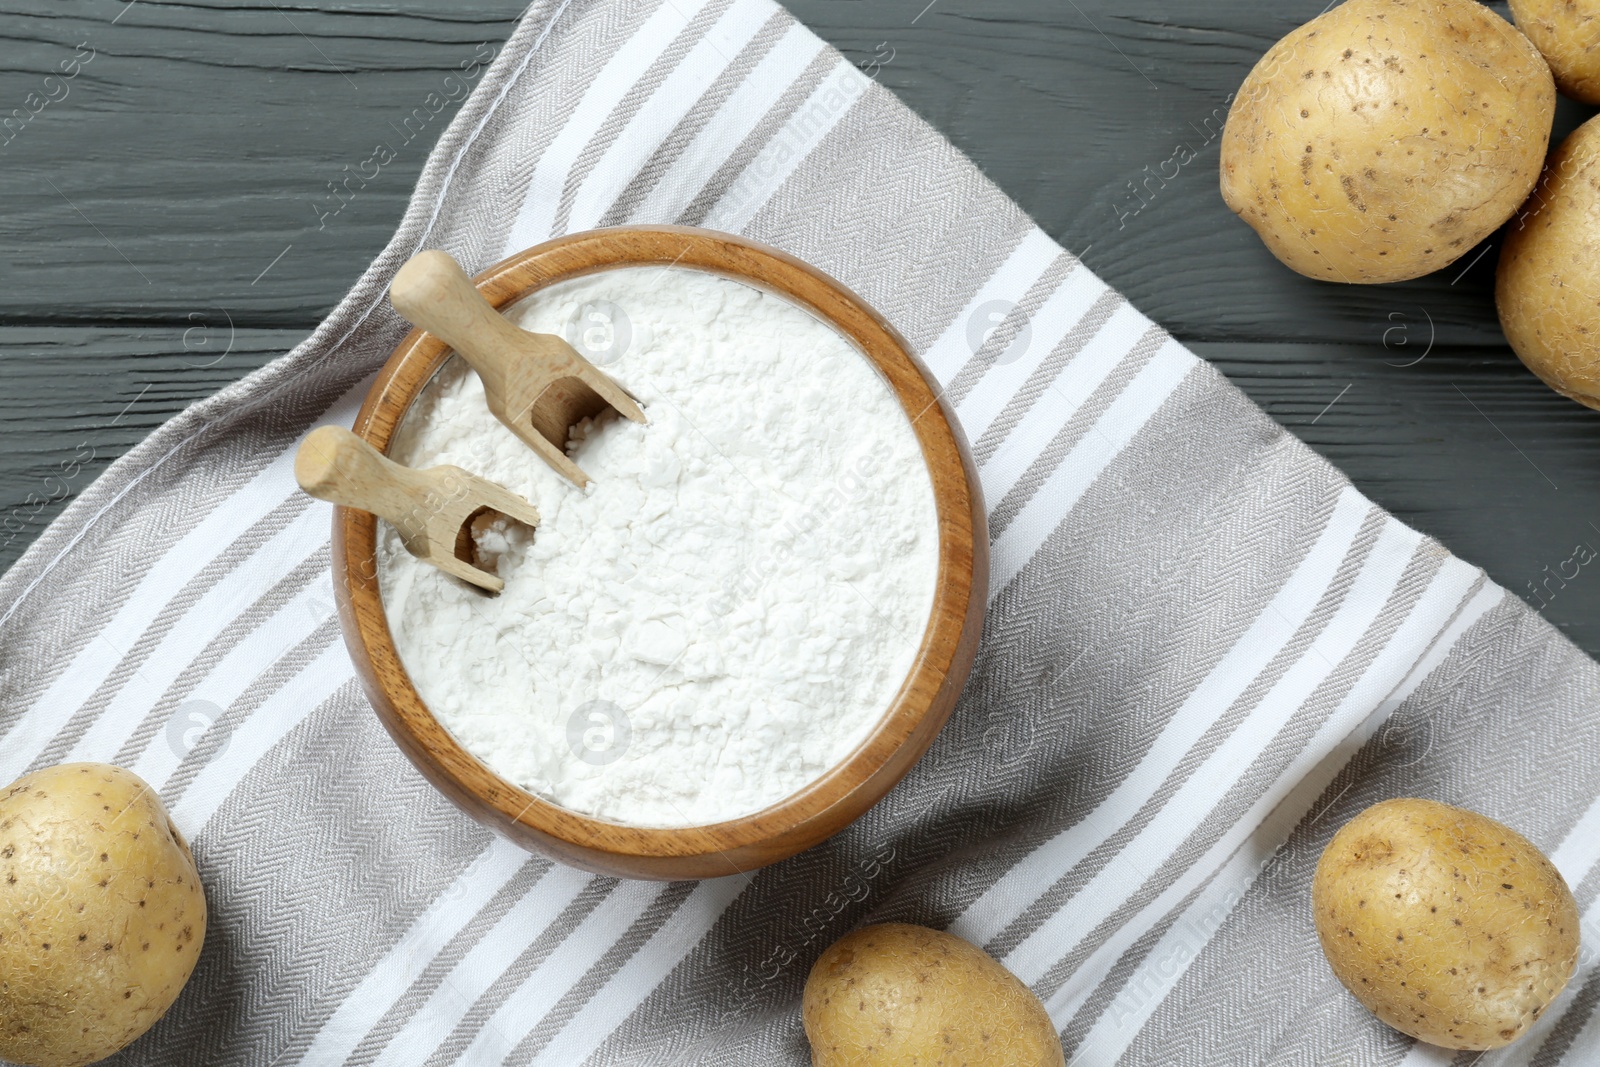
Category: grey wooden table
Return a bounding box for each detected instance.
[4,0,1598,654]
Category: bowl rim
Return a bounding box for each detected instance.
[336,225,986,878]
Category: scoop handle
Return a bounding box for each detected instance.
[389,250,540,395]
[294,426,444,534]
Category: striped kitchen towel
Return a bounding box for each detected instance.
[2,1,1598,1064]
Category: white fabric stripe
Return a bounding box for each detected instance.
[566,0,772,231]
[51,506,325,775]
[527,875,752,1066]
[382,865,596,1067]
[1394,786,1600,1067]
[503,0,715,253]
[954,268,1113,442]
[124,572,333,787]
[169,641,353,834]
[978,303,1153,505]
[958,484,1373,947]
[0,448,302,770]
[1075,574,1499,1063]
[1008,517,1424,986]
[989,339,1196,593]
[1553,793,1600,884]
[919,228,1062,385]
[625,22,825,226]
[301,839,533,1064]
[700,56,869,232]
[408,0,579,250]
[453,882,665,1065]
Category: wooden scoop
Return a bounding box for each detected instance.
[389,250,646,488]
[294,425,540,594]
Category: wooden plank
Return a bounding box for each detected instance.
[0,326,299,569]
[0,0,1583,343]
[0,0,522,324]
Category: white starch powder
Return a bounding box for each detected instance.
[379,266,939,828]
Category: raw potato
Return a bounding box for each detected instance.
[1220,0,1556,284]
[1497,116,1600,410]
[1313,798,1579,1050]
[0,764,206,1067]
[1510,0,1600,105]
[802,923,1064,1067]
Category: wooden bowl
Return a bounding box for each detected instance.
[335,226,987,880]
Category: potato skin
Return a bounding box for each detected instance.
[802,924,1064,1067]
[0,764,206,1067]
[1221,0,1556,284]
[1509,0,1600,105]
[1313,798,1578,1050]
[1497,116,1600,410]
